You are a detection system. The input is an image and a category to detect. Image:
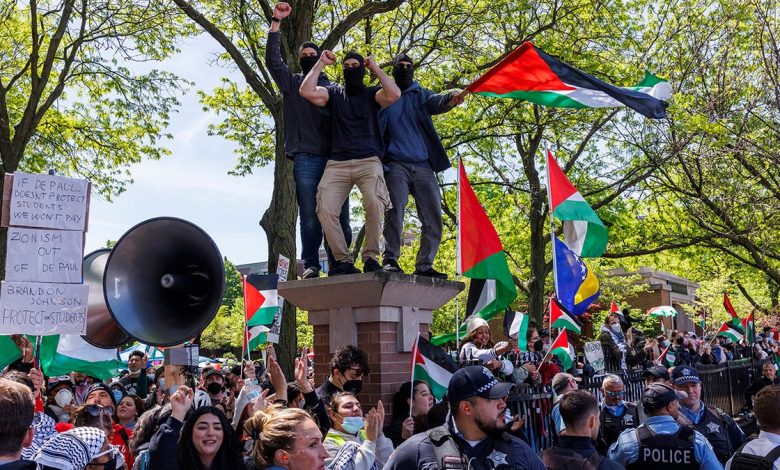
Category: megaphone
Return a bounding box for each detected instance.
[82,217,225,348]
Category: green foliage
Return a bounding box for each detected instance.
[201,298,244,351]
[222,258,243,308]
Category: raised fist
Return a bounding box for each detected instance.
[364,56,377,72]
[320,50,336,65]
[273,3,291,19]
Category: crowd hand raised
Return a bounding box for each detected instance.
[253,388,270,412]
[494,341,511,355]
[364,408,380,442]
[320,50,336,66]
[401,416,415,439]
[447,90,466,107]
[364,56,378,73]
[273,2,291,19]
[267,355,288,401]
[170,386,193,422]
[28,368,44,398]
[295,347,313,393]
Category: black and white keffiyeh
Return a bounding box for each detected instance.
[33,426,106,470]
[21,411,56,460]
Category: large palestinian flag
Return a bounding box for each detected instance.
[244,274,279,350]
[546,149,607,257]
[503,310,529,351]
[411,335,459,400]
[431,161,517,345]
[466,42,671,119]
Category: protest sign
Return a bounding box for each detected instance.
[5,172,89,231]
[0,281,89,335]
[5,228,84,283]
[267,254,290,343]
[584,341,605,371]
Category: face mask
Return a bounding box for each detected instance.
[663,340,671,347]
[340,416,365,434]
[610,324,622,333]
[158,378,165,390]
[55,389,74,408]
[343,66,366,94]
[112,390,124,404]
[533,340,544,352]
[342,379,363,395]
[300,56,318,75]
[392,65,413,90]
[207,382,224,395]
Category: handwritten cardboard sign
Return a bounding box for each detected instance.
[0,281,89,335]
[5,228,84,283]
[7,172,89,231]
[584,341,606,372]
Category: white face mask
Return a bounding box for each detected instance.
[610,324,622,333]
[54,389,74,408]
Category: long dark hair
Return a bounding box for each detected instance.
[177,406,243,470]
[392,381,428,419]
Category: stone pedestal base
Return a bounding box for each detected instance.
[279,271,463,413]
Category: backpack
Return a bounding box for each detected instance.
[729,443,780,470]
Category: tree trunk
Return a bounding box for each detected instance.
[259,125,298,377]
[0,171,7,280]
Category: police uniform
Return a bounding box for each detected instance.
[672,365,747,464]
[598,401,639,454]
[608,415,723,470]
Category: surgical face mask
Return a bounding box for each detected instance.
[54,389,74,408]
[112,390,124,404]
[340,416,365,434]
[610,324,622,334]
[663,340,671,348]
[342,379,363,395]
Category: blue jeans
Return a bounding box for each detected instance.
[293,154,351,269]
[382,161,442,271]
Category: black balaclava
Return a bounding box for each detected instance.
[392,53,414,90]
[298,41,321,75]
[343,51,366,95]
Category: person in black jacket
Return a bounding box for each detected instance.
[266,2,351,279]
[148,386,245,470]
[542,390,622,470]
[745,361,780,409]
[383,380,434,447]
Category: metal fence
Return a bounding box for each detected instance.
[505,359,761,452]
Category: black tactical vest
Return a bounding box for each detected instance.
[626,425,698,470]
[599,403,639,450]
[693,407,731,463]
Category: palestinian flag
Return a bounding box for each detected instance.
[723,293,744,331]
[546,149,608,257]
[504,310,529,351]
[648,306,677,318]
[0,335,24,370]
[432,161,517,344]
[610,300,620,314]
[40,335,121,380]
[244,274,279,349]
[717,322,744,343]
[550,297,581,334]
[465,42,671,119]
[548,329,574,370]
[658,344,676,367]
[774,350,780,368]
[742,311,755,344]
[411,335,459,400]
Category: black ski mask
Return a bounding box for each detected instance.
[392,53,414,90]
[298,41,321,75]
[343,51,366,95]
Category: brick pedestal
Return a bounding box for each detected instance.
[278,271,464,416]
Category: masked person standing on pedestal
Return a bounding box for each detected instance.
[266,2,352,279]
[300,46,400,275]
[378,53,463,278]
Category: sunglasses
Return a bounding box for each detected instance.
[85,404,115,417]
[605,391,625,398]
[47,375,71,384]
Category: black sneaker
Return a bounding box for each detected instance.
[301,266,321,279]
[329,261,361,276]
[413,267,448,279]
[363,258,382,273]
[382,259,404,273]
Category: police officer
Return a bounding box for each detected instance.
[607,383,722,469]
[542,390,623,469]
[638,365,671,422]
[597,374,639,454]
[383,365,545,470]
[673,365,747,464]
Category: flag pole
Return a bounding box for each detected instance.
[545,144,560,336]
[241,274,248,378]
[410,332,419,418]
[455,157,463,352]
